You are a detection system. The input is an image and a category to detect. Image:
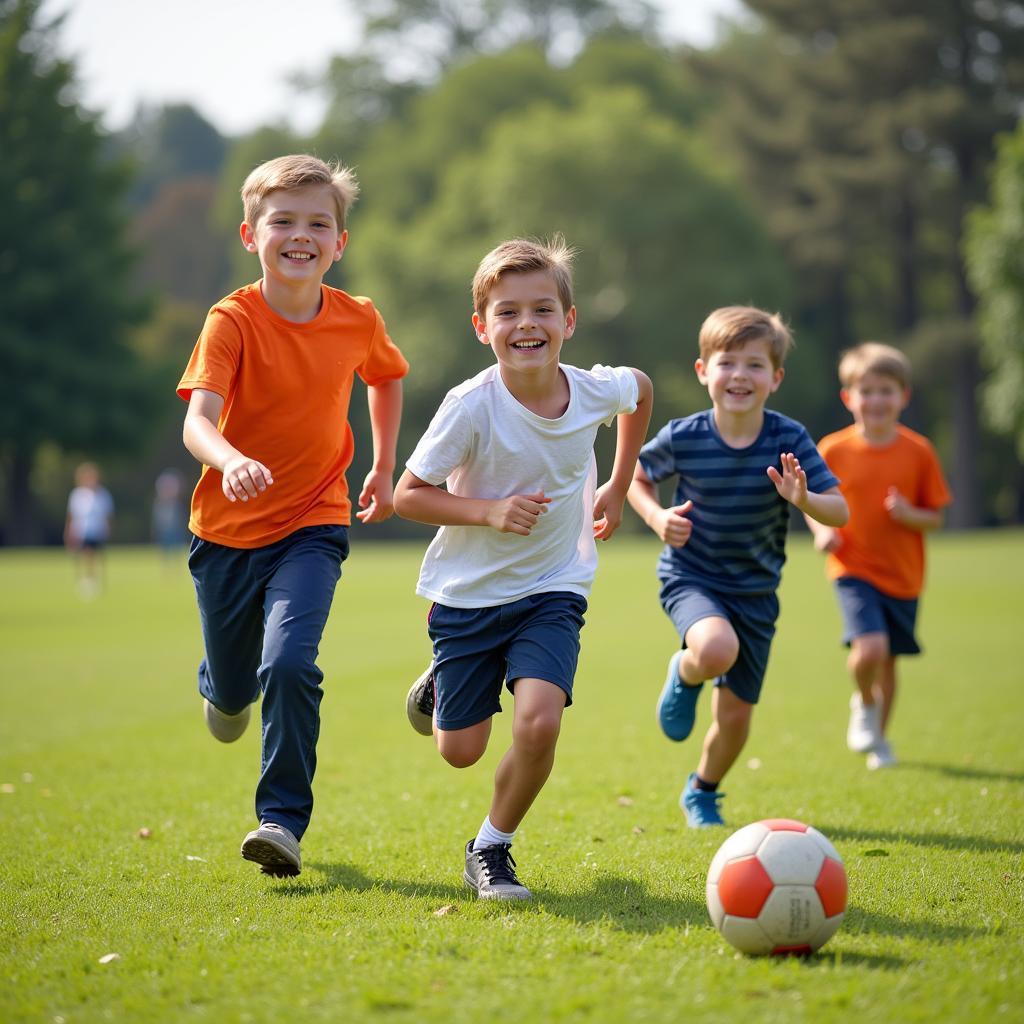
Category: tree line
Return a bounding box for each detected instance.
[2,0,1022,545]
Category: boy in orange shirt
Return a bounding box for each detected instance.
[806,343,950,770]
[177,155,408,874]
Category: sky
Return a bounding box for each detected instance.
[41,0,744,137]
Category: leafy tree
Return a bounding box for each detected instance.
[966,121,1024,460]
[347,58,790,456]
[0,0,154,543]
[693,0,1024,525]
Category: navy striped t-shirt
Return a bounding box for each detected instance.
[639,409,839,594]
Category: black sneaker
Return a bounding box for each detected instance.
[463,840,532,900]
[406,665,435,736]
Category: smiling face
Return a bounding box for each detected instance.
[695,337,784,417]
[841,370,909,441]
[472,269,576,382]
[240,183,347,291]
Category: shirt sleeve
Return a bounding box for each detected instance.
[918,442,953,510]
[639,422,677,484]
[356,307,409,387]
[791,424,840,493]
[405,392,474,486]
[176,308,243,403]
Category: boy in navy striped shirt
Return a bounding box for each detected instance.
[627,307,848,827]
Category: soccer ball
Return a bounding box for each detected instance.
[706,818,847,955]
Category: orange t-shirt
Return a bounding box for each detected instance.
[177,282,408,548]
[817,424,951,599]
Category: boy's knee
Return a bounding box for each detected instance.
[850,633,890,668]
[513,709,562,755]
[691,635,739,679]
[437,732,487,769]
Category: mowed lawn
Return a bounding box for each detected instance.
[1,531,1022,1023]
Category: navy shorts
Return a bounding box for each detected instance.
[427,591,588,731]
[659,579,779,705]
[834,576,920,655]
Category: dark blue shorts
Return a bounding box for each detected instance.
[834,576,920,655]
[659,579,779,705]
[427,591,588,731]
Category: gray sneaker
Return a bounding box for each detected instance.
[241,822,301,877]
[204,699,251,743]
[406,665,435,736]
[463,840,532,900]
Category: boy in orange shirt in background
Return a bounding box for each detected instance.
[806,343,950,770]
[177,155,408,874]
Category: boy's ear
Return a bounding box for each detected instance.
[471,311,489,346]
[333,230,349,262]
[840,387,853,411]
[770,366,785,392]
[563,306,577,339]
[694,358,708,384]
[240,222,257,252]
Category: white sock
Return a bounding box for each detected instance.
[473,815,516,851]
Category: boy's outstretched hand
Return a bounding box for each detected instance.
[767,452,808,509]
[487,491,551,536]
[356,468,395,523]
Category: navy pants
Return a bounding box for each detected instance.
[188,525,349,840]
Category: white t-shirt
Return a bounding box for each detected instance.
[406,363,638,608]
[67,486,114,543]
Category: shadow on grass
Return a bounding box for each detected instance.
[820,824,1024,855]
[531,873,708,933]
[901,760,1024,784]
[843,906,984,943]
[277,860,467,902]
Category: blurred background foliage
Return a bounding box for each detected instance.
[2,0,1023,545]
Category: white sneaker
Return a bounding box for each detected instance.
[847,693,882,753]
[204,698,251,743]
[241,822,301,876]
[866,739,898,771]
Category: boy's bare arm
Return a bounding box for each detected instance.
[802,512,841,553]
[394,470,550,536]
[357,378,403,523]
[183,389,273,503]
[593,369,654,540]
[627,463,694,548]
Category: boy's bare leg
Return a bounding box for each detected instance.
[436,719,491,769]
[696,686,753,784]
[847,632,890,705]
[679,616,738,686]
[488,678,566,833]
[875,657,897,734]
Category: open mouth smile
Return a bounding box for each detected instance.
[511,339,546,350]
[283,251,315,262]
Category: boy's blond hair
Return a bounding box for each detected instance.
[472,236,576,316]
[698,306,794,369]
[838,342,912,390]
[241,154,359,230]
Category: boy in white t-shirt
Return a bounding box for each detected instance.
[394,236,652,900]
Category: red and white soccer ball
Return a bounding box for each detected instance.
[706,818,847,956]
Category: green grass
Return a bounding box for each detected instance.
[2,532,1023,1023]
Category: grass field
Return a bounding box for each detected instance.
[2,531,1023,1023]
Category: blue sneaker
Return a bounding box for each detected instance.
[680,773,725,827]
[656,652,703,741]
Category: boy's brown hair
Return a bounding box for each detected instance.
[838,342,912,390]
[241,154,359,230]
[698,306,794,369]
[472,236,576,316]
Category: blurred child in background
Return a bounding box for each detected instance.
[64,461,114,598]
[805,343,951,770]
